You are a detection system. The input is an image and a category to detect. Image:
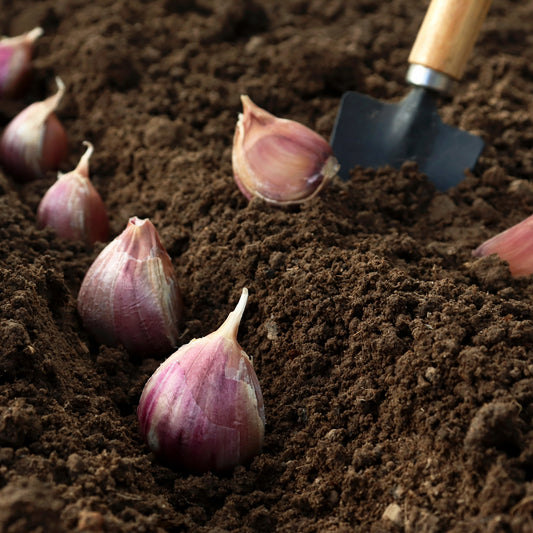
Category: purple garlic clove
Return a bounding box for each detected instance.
[232,95,339,204]
[137,288,265,473]
[77,217,183,356]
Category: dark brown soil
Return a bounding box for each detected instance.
[2,0,533,531]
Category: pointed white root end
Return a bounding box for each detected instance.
[1,26,43,46]
[45,76,66,111]
[233,288,248,324]
[239,94,274,122]
[27,27,44,43]
[75,141,94,177]
[82,141,94,158]
[81,140,94,164]
[237,94,250,125]
[240,94,251,109]
[55,76,65,98]
[218,288,249,340]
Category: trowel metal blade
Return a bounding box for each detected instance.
[330,87,484,191]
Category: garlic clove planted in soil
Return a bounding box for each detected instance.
[137,288,265,473]
[0,77,68,182]
[37,141,110,245]
[473,214,533,277]
[77,217,183,356]
[232,95,339,204]
[0,27,43,99]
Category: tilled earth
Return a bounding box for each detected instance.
[2,0,533,531]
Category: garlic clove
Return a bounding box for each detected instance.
[0,27,43,99]
[473,214,533,277]
[37,141,110,245]
[232,95,339,204]
[137,288,265,473]
[77,217,183,356]
[0,77,68,182]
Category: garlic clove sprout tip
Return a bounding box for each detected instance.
[218,288,248,340]
[27,27,44,42]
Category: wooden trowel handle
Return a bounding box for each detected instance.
[408,0,491,81]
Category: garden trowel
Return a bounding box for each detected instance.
[331,0,491,191]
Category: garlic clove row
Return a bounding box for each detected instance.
[137,288,265,473]
[37,141,110,245]
[232,95,339,204]
[0,77,68,182]
[0,27,43,99]
[77,217,183,357]
[473,214,533,277]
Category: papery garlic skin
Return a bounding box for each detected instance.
[137,288,265,473]
[0,77,68,181]
[473,214,533,277]
[232,95,339,204]
[37,141,110,245]
[78,217,183,356]
[0,27,43,98]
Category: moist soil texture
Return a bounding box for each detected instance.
[2,0,533,531]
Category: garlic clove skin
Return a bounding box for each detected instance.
[0,27,43,99]
[232,95,339,204]
[37,141,110,245]
[473,214,533,277]
[137,288,265,473]
[0,77,68,182]
[77,217,183,356]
